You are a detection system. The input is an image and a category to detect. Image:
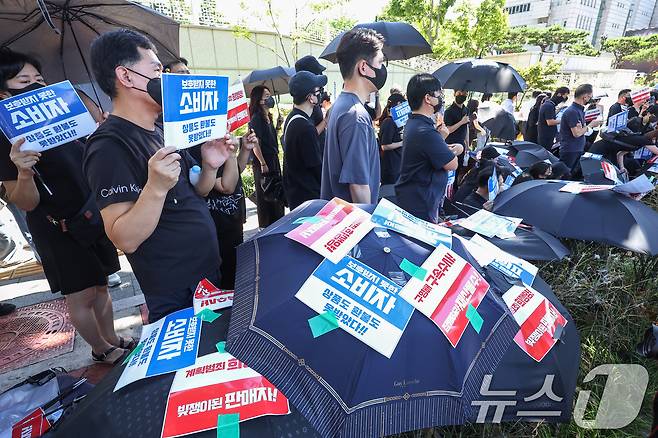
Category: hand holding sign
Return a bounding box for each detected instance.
[241,129,258,151]
[147,146,181,196]
[9,138,40,177]
[201,133,235,170]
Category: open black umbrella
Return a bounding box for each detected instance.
[319,21,432,63]
[580,156,622,185]
[242,66,296,97]
[509,147,559,169]
[493,180,658,255]
[432,60,526,93]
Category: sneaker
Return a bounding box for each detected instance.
[0,302,16,316]
[108,273,122,288]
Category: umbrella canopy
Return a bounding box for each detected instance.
[0,0,180,105]
[227,200,519,437]
[509,147,559,169]
[510,140,543,151]
[432,60,526,93]
[319,21,432,63]
[580,156,621,185]
[242,66,296,97]
[493,180,658,255]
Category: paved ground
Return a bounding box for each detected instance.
[0,198,262,392]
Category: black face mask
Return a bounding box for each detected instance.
[125,67,162,106]
[552,95,565,104]
[264,96,275,108]
[7,81,45,96]
[365,102,376,120]
[455,95,467,105]
[625,96,634,106]
[361,62,388,91]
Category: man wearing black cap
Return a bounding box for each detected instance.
[283,71,328,209]
[295,55,328,151]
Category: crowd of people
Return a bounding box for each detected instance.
[0,25,657,367]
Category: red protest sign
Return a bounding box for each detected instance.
[631,88,651,105]
[503,285,567,362]
[227,82,250,132]
[11,408,51,438]
[161,352,290,438]
[584,108,601,123]
[192,278,233,313]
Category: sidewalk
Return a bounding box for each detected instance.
[0,198,261,392]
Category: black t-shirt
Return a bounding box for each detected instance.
[607,102,624,123]
[249,111,279,166]
[444,103,468,146]
[310,105,326,151]
[379,117,403,184]
[0,136,88,219]
[463,191,487,210]
[188,146,245,222]
[628,106,640,120]
[538,100,557,147]
[282,108,322,210]
[83,115,220,295]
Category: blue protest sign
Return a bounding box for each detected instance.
[0,81,96,152]
[161,74,229,149]
[488,166,499,201]
[607,110,628,133]
[295,255,414,358]
[114,307,201,391]
[390,101,411,128]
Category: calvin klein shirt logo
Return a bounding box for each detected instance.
[100,184,143,198]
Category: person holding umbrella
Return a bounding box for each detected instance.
[559,84,603,173]
[0,49,128,364]
[320,28,386,204]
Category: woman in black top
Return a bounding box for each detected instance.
[377,93,406,185]
[0,49,128,364]
[524,93,547,144]
[248,86,285,228]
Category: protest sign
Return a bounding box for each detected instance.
[0,81,96,152]
[371,198,452,248]
[285,198,375,263]
[606,110,628,133]
[295,256,414,357]
[161,74,229,149]
[115,307,201,392]
[648,163,658,174]
[503,285,567,362]
[227,81,250,132]
[560,177,655,197]
[192,278,233,314]
[467,235,537,286]
[391,101,411,128]
[11,408,51,438]
[488,166,499,201]
[584,108,601,123]
[161,352,289,438]
[446,170,456,199]
[459,209,521,238]
[631,88,651,105]
[398,245,489,347]
[582,152,603,160]
[559,182,611,193]
[601,160,621,184]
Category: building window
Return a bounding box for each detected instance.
[506,3,530,14]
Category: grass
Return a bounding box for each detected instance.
[390,191,658,438]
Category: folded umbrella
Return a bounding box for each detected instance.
[227,200,519,437]
[319,21,432,63]
[432,60,526,93]
[493,180,658,255]
[242,66,296,97]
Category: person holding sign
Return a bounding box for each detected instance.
[85,30,235,322]
[377,93,406,185]
[395,74,463,223]
[462,165,504,213]
[0,49,129,365]
[559,84,603,174]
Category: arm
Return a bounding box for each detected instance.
[443,157,458,171]
[546,119,560,126]
[446,115,469,134]
[250,116,269,173]
[194,134,235,197]
[237,130,259,173]
[349,184,371,204]
[214,156,239,194]
[381,141,403,151]
[570,121,600,138]
[5,138,40,211]
[315,118,327,135]
[616,151,628,174]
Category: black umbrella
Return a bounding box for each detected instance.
[319,21,432,63]
[580,156,622,185]
[511,140,543,151]
[242,66,296,97]
[511,148,559,169]
[432,60,526,93]
[493,180,658,255]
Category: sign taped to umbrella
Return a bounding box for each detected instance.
[503,285,567,362]
[459,209,521,238]
[115,307,201,392]
[463,235,537,286]
[295,255,414,357]
[161,73,229,149]
[398,245,490,347]
[286,198,375,263]
[192,278,233,314]
[370,198,452,248]
[0,80,96,152]
[161,352,290,438]
[227,80,250,132]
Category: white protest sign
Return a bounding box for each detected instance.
[468,235,537,286]
[459,209,521,238]
[192,278,233,314]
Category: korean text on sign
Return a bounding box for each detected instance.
[161,73,229,149]
[295,256,414,358]
[391,101,411,128]
[192,278,234,313]
[398,245,489,347]
[0,81,96,152]
[227,81,250,132]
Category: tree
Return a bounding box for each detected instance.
[552,27,589,53]
[601,36,645,68]
[495,27,527,54]
[381,0,457,49]
[566,41,600,57]
[517,59,563,107]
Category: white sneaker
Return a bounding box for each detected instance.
[108,273,122,288]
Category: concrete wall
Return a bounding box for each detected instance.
[179,25,423,103]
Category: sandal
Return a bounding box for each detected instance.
[117,336,138,351]
[92,346,126,365]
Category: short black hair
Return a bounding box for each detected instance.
[531,90,541,98]
[555,86,570,95]
[618,88,631,98]
[90,29,157,98]
[0,48,42,90]
[480,146,500,161]
[321,91,331,103]
[574,83,593,99]
[481,93,493,102]
[336,28,384,80]
[406,73,441,111]
[551,161,571,180]
[163,57,188,72]
[507,92,518,99]
[527,161,552,179]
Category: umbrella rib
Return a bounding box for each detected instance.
[65,14,106,110]
[1,17,46,47]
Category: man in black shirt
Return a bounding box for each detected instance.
[444,90,469,147]
[283,71,327,209]
[462,166,502,214]
[538,86,569,150]
[607,88,631,124]
[85,30,243,322]
[295,55,328,151]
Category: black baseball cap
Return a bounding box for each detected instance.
[295,55,326,75]
[289,71,328,99]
